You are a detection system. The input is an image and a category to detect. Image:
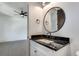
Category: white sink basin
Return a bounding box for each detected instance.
[35,39,64,50]
[36,39,53,44]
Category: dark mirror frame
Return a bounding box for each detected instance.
[43,7,66,33]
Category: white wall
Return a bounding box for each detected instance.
[0,13,27,42]
[43,2,79,56]
[29,2,79,55]
[28,2,43,37]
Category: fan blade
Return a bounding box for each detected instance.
[14,10,20,14]
[24,14,28,16]
[24,12,27,14]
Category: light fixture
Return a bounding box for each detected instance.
[42,2,50,8]
[42,2,46,7]
[14,9,28,17]
[20,14,24,17]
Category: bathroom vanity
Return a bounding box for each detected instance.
[30,5,70,56]
[30,35,70,56]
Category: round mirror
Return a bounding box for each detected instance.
[43,7,65,33]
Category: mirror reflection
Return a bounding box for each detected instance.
[43,7,65,33]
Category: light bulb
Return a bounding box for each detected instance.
[20,15,24,17]
[42,2,45,7]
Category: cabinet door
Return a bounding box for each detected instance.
[36,48,47,56]
[30,40,55,56]
[30,46,37,56]
[30,40,70,56]
[30,45,47,56]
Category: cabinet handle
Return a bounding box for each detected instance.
[34,50,37,53]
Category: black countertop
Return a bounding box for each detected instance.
[31,35,70,51]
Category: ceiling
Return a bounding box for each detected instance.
[4,2,28,12]
[0,2,28,17]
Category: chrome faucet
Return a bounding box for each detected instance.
[46,32,52,39]
[46,32,55,40]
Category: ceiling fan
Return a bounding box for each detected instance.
[14,8,28,17]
